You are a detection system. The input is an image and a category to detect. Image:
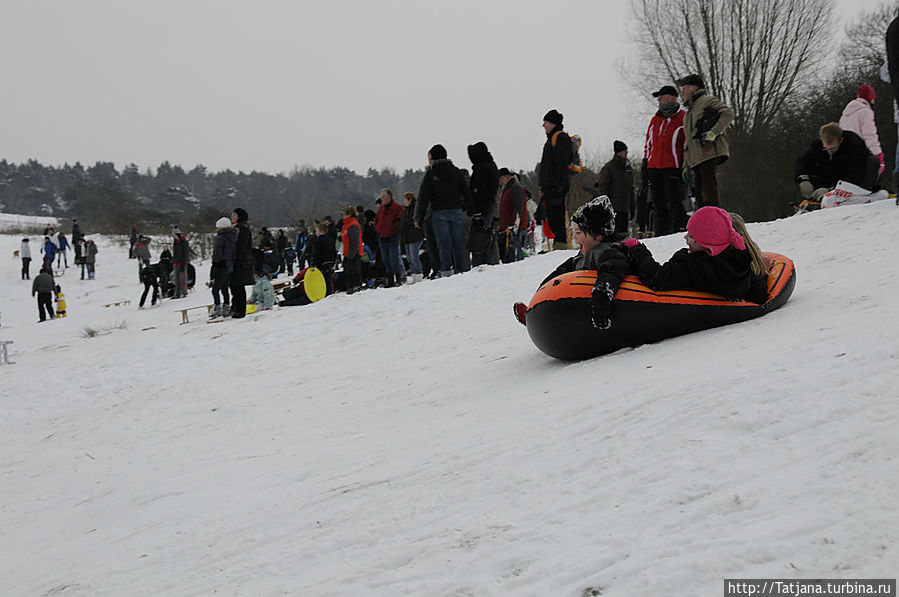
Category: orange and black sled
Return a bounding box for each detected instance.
[524,252,796,360]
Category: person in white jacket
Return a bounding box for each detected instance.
[20,236,32,280]
[839,85,884,175]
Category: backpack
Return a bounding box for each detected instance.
[552,131,583,174]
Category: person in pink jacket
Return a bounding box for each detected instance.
[839,85,884,174]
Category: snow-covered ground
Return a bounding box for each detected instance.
[0,212,58,232]
[1,202,898,596]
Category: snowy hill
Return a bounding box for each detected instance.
[0,212,58,232]
[1,202,898,596]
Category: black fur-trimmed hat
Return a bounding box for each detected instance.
[571,196,616,237]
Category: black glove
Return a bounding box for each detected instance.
[590,282,615,330]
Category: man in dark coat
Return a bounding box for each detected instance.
[467,141,500,266]
[793,123,879,200]
[71,219,83,264]
[538,109,572,249]
[229,208,254,318]
[32,268,56,321]
[594,140,634,234]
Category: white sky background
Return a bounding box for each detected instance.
[0,0,890,177]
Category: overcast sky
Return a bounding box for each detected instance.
[0,0,889,178]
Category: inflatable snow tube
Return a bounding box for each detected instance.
[526,252,796,360]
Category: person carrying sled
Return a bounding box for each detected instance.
[514,196,629,329]
[622,206,768,304]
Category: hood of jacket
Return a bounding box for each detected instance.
[467,141,492,164]
[841,97,873,118]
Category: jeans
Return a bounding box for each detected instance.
[173,264,188,298]
[37,292,55,321]
[379,235,404,276]
[405,241,423,275]
[431,209,468,277]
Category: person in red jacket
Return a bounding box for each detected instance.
[644,85,688,236]
[373,188,406,287]
[497,168,530,263]
[341,206,364,294]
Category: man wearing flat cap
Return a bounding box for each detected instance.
[678,74,734,208]
[538,109,573,250]
[644,84,688,235]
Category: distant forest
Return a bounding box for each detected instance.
[0,159,441,233]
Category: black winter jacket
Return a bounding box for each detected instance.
[233,221,255,286]
[539,125,572,198]
[627,244,768,304]
[540,241,629,295]
[415,159,472,222]
[468,142,499,218]
[212,227,238,271]
[793,130,874,189]
[595,155,634,215]
[401,199,424,245]
[172,236,190,265]
[309,234,337,270]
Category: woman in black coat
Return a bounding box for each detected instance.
[229,208,254,318]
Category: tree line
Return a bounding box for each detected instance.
[0,159,429,233]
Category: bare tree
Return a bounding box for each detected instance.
[629,0,834,137]
[838,1,898,76]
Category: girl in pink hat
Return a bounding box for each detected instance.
[622,206,768,303]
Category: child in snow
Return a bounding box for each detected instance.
[623,206,768,304]
[517,196,629,328]
[248,268,275,311]
[54,284,67,318]
[139,263,160,309]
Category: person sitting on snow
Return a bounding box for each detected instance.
[793,122,880,203]
[248,267,275,311]
[515,196,629,329]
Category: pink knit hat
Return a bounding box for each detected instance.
[686,206,746,256]
[857,84,875,104]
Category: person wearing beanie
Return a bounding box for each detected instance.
[839,84,884,174]
[538,108,573,249]
[644,84,688,236]
[209,216,238,318]
[516,196,629,329]
[677,74,734,207]
[467,141,500,266]
[229,208,254,317]
[594,140,634,234]
[32,267,56,322]
[793,122,879,201]
[622,206,768,304]
[414,144,472,277]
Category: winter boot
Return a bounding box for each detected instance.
[222,302,231,318]
[209,304,220,319]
